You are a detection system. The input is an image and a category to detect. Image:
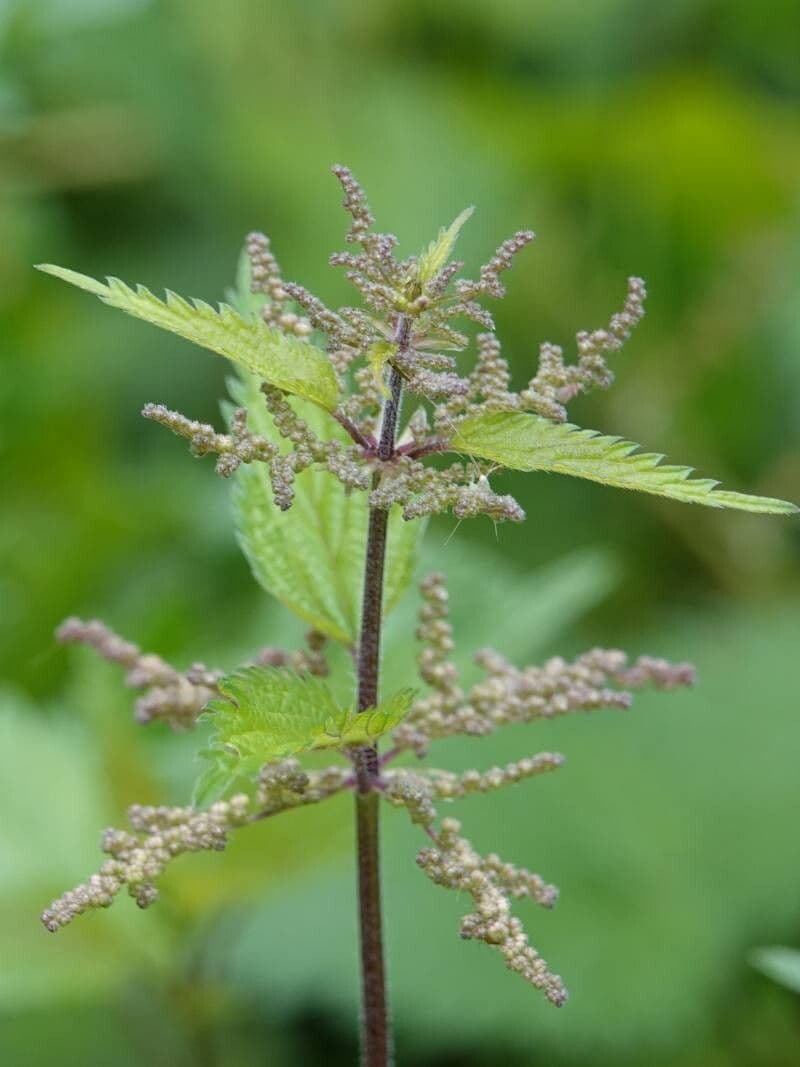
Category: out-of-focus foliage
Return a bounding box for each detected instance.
[750,947,800,996]
[2,0,799,1064]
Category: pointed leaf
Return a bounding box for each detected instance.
[36,264,340,411]
[417,206,474,284]
[451,412,797,515]
[230,372,424,643]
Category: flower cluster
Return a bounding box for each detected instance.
[41,796,252,931]
[56,617,329,728]
[57,617,222,730]
[143,387,369,510]
[415,816,566,1005]
[255,759,350,816]
[246,231,313,337]
[434,274,645,428]
[142,401,278,478]
[391,573,694,757]
[140,165,645,527]
[42,759,352,933]
[381,752,565,1000]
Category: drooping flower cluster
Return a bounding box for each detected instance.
[41,796,252,930]
[42,759,352,932]
[417,819,567,1006]
[380,761,566,1002]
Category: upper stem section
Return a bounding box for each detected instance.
[354,317,409,788]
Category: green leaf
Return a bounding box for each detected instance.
[0,689,170,1008]
[416,206,474,284]
[451,411,798,515]
[196,667,413,801]
[230,371,424,644]
[750,946,800,994]
[36,263,340,412]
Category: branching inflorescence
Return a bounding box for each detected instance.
[39,164,794,1049]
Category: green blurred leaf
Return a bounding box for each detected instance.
[417,206,474,285]
[35,264,340,411]
[0,690,170,1010]
[196,667,413,802]
[451,412,798,514]
[750,946,800,994]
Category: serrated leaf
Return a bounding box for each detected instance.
[196,667,413,801]
[36,263,340,412]
[230,371,424,643]
[417,206,474,284]
[451,411,798,515]
[750,946,800,994]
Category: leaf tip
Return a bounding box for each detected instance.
[35,263,109,297]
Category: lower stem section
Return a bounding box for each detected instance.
[355,787,390,1066]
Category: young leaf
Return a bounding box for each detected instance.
[416,206,474,285]
[231,372,424,644]
[451,412,798,515]
[36,264,340,412]
[309,687,416,750]
[196,667,413,801]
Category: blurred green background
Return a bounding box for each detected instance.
[2,1,800,1064]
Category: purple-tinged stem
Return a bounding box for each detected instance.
[353,319,408,1067]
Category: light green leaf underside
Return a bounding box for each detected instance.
[749,947,800,994]
[36,263,340,412]
[417,206,474,284]
[451,411,797,515]
[195,667,414,802]
[230,371,424,644]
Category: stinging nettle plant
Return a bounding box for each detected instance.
[38,166,796,1065]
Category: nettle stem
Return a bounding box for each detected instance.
[354,320,408,1067]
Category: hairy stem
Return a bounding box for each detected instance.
[354,322,407,1067]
